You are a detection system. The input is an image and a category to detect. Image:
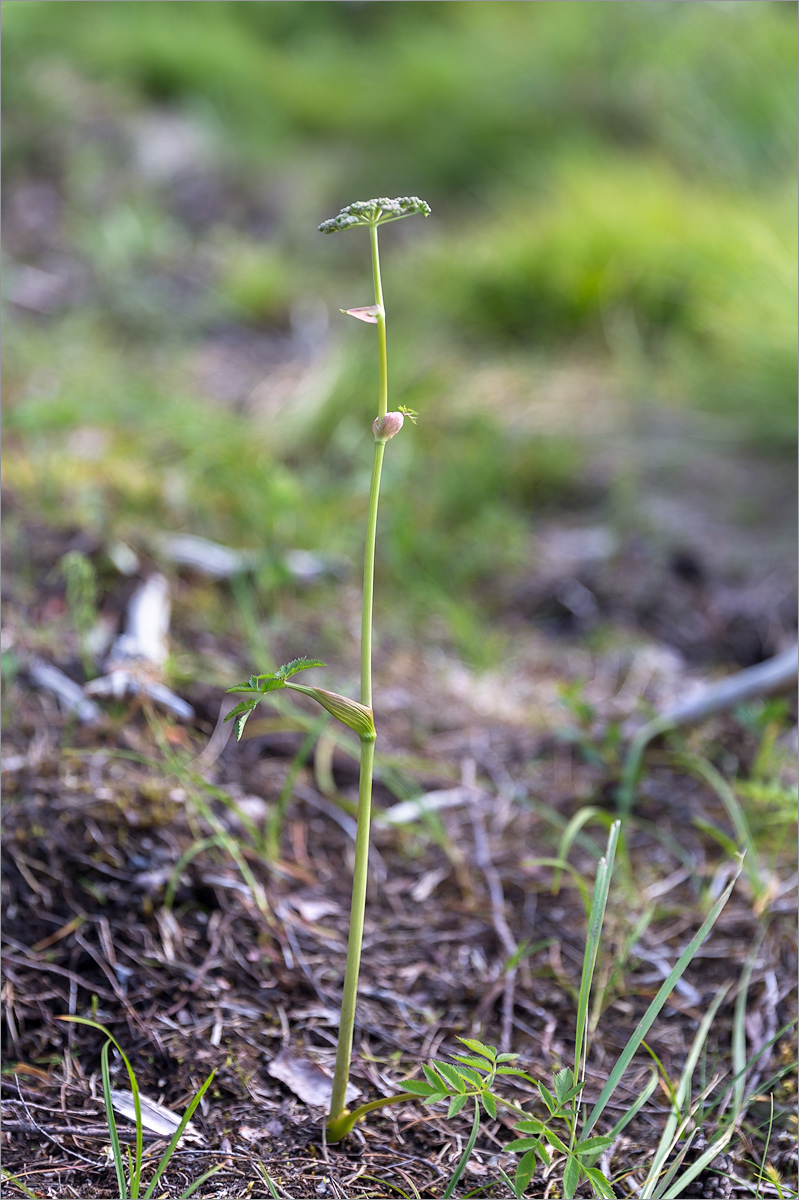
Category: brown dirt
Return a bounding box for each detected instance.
[2,518,797,1198]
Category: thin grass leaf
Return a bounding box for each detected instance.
[101,1040,128,1200]
[640,1041,680,1117]
[178,1164,225,1199]
[520,857,592,914]
[753,1097,776,1200]
[59,1018,143,1197]
[676,754,764,902]
[0,1171,41,1200]
[256,1163,291,1199]
[581,862,742,1140]
[581,1068,658,1170]
[574,823,620,1094]
[354,1175,423,1200]
[660,1129,734,1200]
[443,1099,481,1199]
[639,986,730,1197]
[496,1166,517,1196]
[607,1064,659,1129]
[733,933,765,1118]
[552,806,608,893]
[164,836,221,912]
[142,1069,216,1199]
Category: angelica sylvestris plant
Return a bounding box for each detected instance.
[225,196,430,1140]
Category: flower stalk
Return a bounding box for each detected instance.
[226,197,429,1138]
[323,198,428,1129]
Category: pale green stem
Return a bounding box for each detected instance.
[328,734,375,1119]
[329,222,389,1122]
[370,223,388,420]
[360,441,385,709]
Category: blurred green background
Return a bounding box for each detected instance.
[3,1,796,668]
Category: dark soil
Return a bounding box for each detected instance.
[2,511,797,1199]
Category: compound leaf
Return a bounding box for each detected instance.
[276,657,326,680]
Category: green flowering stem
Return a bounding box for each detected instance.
[360,438,385,711]
[370,222,388,422]
[318,200,428,1126]
[328,732,376,1122]
[330,219,388,1124]
[286,197,425,1131]
[225,196,422,1132]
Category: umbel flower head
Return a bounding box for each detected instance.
[319,196,431,234]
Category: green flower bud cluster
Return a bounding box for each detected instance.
[319,196,431,234]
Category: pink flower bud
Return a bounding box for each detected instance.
[372,411,405,442]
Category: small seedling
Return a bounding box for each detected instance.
[225,197,430,1137]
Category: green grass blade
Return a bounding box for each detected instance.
[552,807,607,893]
[581,862,742,1140]
[1,1169,44,1199]
[581,1069,658,1170]
[142,1069,217,1200]
[59,1017,143,1196]
[101,1039,129,1200]
[443,1099,481,1199]
[255,1163,291,1198]
[521,857,592,915]
[163,836,221,912]
[177,1163,225,1199]
[659,1128,734,1200]
[639,984,730,1197]
[729,936,758,1123]
[617,716,675,817]
[676,754,764,903]
[574,822,620,1091]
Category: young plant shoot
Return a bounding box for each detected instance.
[225,197,430,1139]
